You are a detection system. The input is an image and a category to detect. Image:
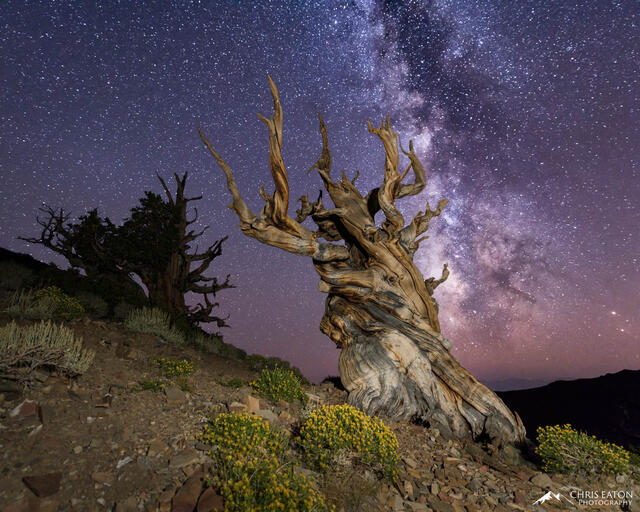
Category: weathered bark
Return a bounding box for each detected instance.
[152,172,233,326]
[199,76,526,446]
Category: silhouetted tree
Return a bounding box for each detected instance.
[21,173,231,326]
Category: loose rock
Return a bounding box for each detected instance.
[22,473,62,497]
[172,469,204,512]
[530,472,553,488]
[197,487,224,512]
[10,400,38,420]
[165,386,186,403]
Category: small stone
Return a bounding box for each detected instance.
[92,471,114,486]
[500,444,521,465]
[197,486,224,512]
[114,495,138,512]
[485,479,500,493]
[28,424,43,437]
[158,490,174,504]
[428,498,454,512]
[254,409,279,425]
[172,469,204,512]
[403,480,414,500]
[137,456,153,471]
[245,394,260,413]
[227,401,247,413]
[68,383,90,400]
[451,502,466,512]
[147,439,167,457]
[529,472,553,488]
[165,386,186,403]
[431,482,440,495]
[406,501,429,511]
[467,478,482,492]
[170,449,200,468]
[10,399,38,420]
[404,456,418,469]
[97,497,106,506]
[22,472,62,497]
[194,441,209,451]
[116,456,133,469]
[278,410,295,424]
[73,445,83,454]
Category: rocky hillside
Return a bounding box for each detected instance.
[1,313,638,512]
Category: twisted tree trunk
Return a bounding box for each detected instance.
[153,172,233,326]
[199,76,526,446]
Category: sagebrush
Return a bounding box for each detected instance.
[125,307,185,345]
[0,320,95,380]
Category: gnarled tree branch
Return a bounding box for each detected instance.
[199,76,527,446]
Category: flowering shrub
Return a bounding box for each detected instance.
[139,379,165,392]
[153,357,194,377]
[536,424,631,474]
[297,404,399,480]
[5,287,84,320]
[250,366,308,404]
[34,286,85,319]
[198,413,330,512]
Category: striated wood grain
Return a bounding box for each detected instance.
[199,76,527,446]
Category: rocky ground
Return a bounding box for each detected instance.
[0,317,638,512]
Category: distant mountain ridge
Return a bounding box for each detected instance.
[482,377,551,392]
[498,369,640,449]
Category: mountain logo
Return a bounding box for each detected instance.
[533,491,575,506]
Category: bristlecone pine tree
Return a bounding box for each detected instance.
[21,173,231,326]
[199,76,526,446]
[142,172,232,325]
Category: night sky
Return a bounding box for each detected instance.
[1,1,638,387]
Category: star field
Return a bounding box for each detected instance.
[1,1,638,386]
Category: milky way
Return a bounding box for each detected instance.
[1,1,638,386]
